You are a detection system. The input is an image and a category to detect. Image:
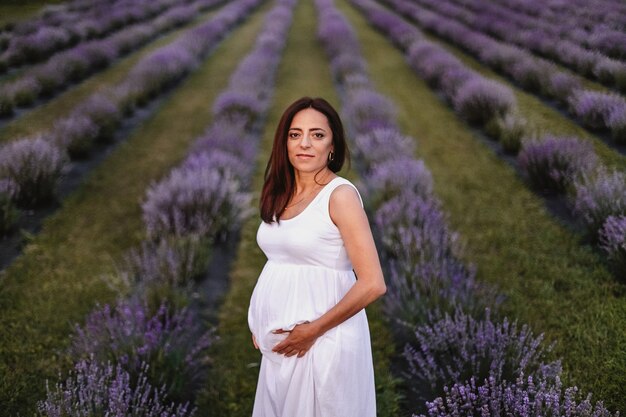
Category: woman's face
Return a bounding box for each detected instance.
[287,108,334,174]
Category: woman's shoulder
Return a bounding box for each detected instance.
[326,176,363,208]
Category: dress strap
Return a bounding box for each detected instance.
[318,177,364,210]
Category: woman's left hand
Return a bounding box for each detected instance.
[271,322,320,358]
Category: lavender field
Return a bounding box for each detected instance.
[0,0,625,415]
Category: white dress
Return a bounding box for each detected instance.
[248,176,377,417]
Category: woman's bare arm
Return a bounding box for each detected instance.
[271,185,386,357]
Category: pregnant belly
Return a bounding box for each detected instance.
[248,261,355,356]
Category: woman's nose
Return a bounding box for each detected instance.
[300,136,312,148]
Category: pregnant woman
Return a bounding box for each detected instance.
[248,96,387,417]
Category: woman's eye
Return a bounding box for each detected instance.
[288,132,300,139]
[314,133,324,139]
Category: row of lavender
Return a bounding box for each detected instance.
[314,0,619,414]
[38,0,296,413]
[353,0,626,278]
[0,0,261,237]
[0,0,227,119]
[379,0,626,143]
[0,0,133,35]
[422,0,626,79]
[492,0,626,38]
[0,0,182,70]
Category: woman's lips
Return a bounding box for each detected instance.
[296,154,314,158]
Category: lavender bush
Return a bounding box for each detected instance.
[518,136,598,193]
[608,106,626,144]
[344,88,396,134]
[488,112,529,155]
[70,299,215,403]
[375,193,497,333]
[453,77,516,125]
[51,114,99,159]
[4,76,41,107]
[366,157,433,207]
[212,90,263,124]
[571,169,626,239]
[110,235,212,310]
[418,374,618,417]
[73,94,122,143]
[0,137,68,207]
[354,127,417,172]
[404,308,562,406]
[142,166,251,241]
[599,216,626,278]
[568,90,626,139]
[38,359,195,417]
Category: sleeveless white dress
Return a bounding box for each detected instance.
[248,176,377,417]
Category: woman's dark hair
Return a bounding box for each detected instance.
[260,96,350,223]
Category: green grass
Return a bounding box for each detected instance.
[0,4,271,414]
[198,0,400,415]
[0,6,222,144]
[340,1,626,413]
[0,1,66,27]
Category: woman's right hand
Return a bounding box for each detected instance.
[252,333,259,350]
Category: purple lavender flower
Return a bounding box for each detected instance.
[518,136,598,193]
[490,112,529,155]
[405,308,562,406]
[112,235,211,302]
[141,166,252,240]
[189,114,256,163]
[568,90,626,131]
[592,57,626,86]
[365,157,433,206]
[38,359,195,417]
[212,90,263,122]
[407,41,459,87]
[51,114,99,159]
[32,65,65,96]
[354,128,417,172]
[374,193,498,330]
[509,59,550,93]
[571,168,626,238]
[344,88,396,134]
[418,374,617,417]
[453,77,516,125]
[607,105,626,144]
[439,67,474,99]
[4,75,41,107]
[70,298,215,403]
[72,94,121,142]
[546,72,581,104]
[182,149,252,186]
[0,136,68,207]
[599,215,626,277]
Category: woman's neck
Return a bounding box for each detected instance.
[293,169,334,194]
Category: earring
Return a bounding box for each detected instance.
[328,151,334,162]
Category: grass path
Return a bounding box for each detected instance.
[0,3,271,414]
[0,6,222,143]
[198,0,400,415]
[340,0,626,413]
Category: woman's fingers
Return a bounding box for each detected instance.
[252,333,259,349]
